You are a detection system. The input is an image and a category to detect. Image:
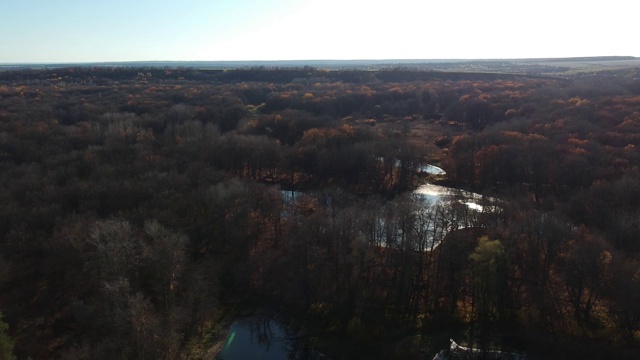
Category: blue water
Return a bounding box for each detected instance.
[216,317,301,360]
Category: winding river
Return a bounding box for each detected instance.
[413,182,487,211]
[220,166,499,358]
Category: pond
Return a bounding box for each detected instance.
[216,317,325,360]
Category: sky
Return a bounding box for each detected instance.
[0,0,637,63]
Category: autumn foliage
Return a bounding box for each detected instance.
[0,66,639,359]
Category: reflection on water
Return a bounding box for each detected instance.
[377,159,446,176]
[217,317,294,360]
[276,182,500,252]
[279,189,302,204]
[413,183,486,211]
[418,164,446,175]
[217,317,326,360]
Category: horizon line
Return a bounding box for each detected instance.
[1,55,638,67]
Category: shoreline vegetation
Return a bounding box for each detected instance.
[0,62,640,359]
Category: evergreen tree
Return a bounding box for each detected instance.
[0,313,15,360]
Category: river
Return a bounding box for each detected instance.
[279,164,499,251]
[220,168,498,358]
[413,182,487,211]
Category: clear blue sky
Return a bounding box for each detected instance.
[1,0,637,63]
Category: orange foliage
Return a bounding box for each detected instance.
[501,131,527,141]
[459,94,472,102]
[567,138,589,146]
[568,97,591,107]
[567,147,588,155]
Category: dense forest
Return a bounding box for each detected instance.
[0,66,640,359]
